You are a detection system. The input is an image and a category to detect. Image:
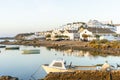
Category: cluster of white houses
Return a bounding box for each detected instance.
[23,20,120,41]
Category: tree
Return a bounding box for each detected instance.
[95,34,100,40]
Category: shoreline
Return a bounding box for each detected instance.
[0,40,120,56]
[44,70,120,80]
[0,40,120,79]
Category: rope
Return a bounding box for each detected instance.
[30,65,41,80]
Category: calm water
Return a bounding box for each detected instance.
[0,45,120,80]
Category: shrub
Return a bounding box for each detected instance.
[99,39,109,44]
[89,40,98,44]
[46,34,51,38]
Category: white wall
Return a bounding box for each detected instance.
[116,26,120,34]
[80,29,93,41]
[63,33,74,40]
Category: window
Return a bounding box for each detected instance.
[53,62,62,67]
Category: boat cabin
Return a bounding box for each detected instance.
[49,60,66,69]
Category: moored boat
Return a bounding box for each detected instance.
[0,45,6,48]
[42,59,69,74]
[42,59,98,74]
[22,49,40,54]
[5,46,19,50]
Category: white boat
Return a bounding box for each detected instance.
[42,59,120,74]
[42,59,98,74]
[42,59,70,74]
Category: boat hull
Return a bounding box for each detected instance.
[5,47,19,50]
[22,50,40,54]
[0,46,6,48]
[42,65,68,74]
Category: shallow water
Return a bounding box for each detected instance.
[0,45,120,80]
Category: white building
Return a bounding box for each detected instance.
[116,26,120,34]
[79,27,116,41]
[63,30,80,40]
[79,29,94,41]
[87,20,116,32]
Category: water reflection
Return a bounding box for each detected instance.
[0,45,120,80]
[48,47,114,58]
[50,48,94,57]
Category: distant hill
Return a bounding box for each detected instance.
[15,33,34,40]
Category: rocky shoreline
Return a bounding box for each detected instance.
[0,76,18,80]
[1,40,120,56]
[0,40,120,80]
[44,70,120,80]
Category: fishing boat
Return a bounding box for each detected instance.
[42,59,98,74]
[5,46,19,50]
[42,59,69,74]
[22,49,40,54]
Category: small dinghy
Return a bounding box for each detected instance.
[0,45,6,48]
[22,49,40,54]
[5,46,19,50]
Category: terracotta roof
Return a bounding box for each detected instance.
[87,27,115,34]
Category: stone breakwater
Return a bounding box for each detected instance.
[44,70,120,80]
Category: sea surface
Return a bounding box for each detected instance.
[0,45,120,80]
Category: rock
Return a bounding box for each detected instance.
[44,70,120,80]
[0,76,18,80]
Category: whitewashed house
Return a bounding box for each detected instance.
[116,26,120,34]
[24,34,36,40]
[63,30,80,40]
[44,30,53,36]
[35,32,46,40]
[88,27,116,41]
[87,20,116,32]
[51,29,64,40]
[87,20,103,28]
[79,27,116,41]
[78,28,94,41]
[63,22,87,31]
[64,23,72,30]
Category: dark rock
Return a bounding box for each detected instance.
[44,70,120,80]
[0,76,18,80]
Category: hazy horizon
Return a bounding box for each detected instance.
[0,0,120,37]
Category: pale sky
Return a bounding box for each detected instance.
[0,0,120,37]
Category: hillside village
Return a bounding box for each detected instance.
[15,20,120,41]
